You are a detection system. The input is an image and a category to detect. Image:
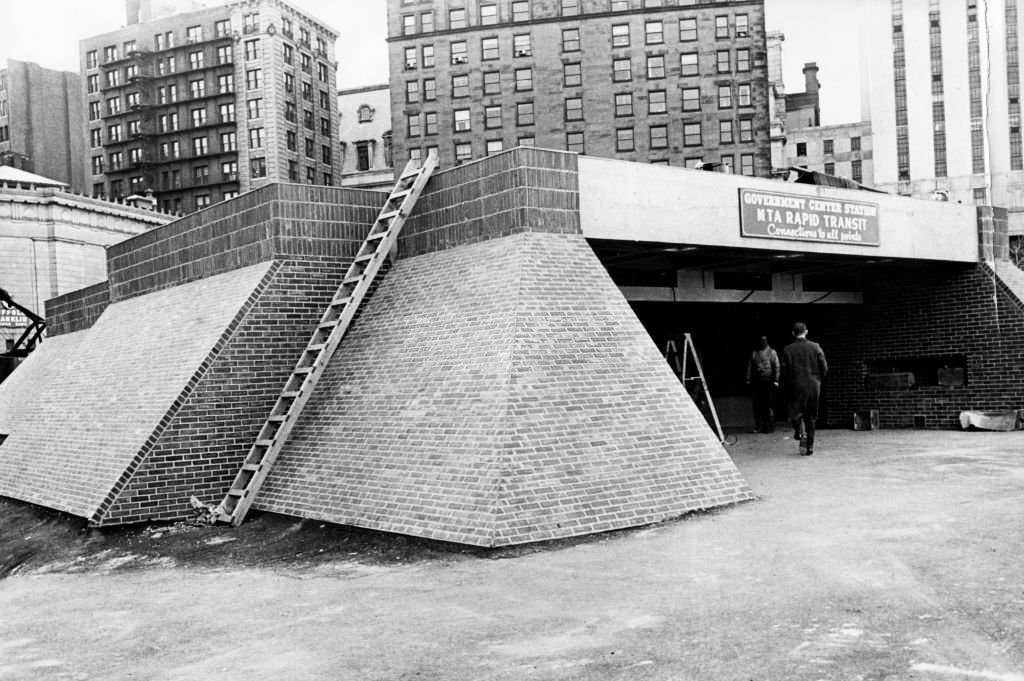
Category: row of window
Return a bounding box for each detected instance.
[406,137,758,174]
[793,136,863,157]
[403,6,748,43]
[405,38,750,76]
[398,0,729,27]
[85,14,328,67]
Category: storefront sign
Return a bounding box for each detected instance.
[738,188,880,246]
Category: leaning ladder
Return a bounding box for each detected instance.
[214,151,438,526]
[666,333,726,444]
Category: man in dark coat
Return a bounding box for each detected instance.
[781,322,828,455]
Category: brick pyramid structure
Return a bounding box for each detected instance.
[254,231,754,547]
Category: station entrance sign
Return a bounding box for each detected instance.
[738,188,880,246]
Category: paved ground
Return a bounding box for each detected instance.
[2,429,1023,681]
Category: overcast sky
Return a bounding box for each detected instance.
[0,0,865,125]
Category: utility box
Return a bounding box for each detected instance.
[853,409,880,431]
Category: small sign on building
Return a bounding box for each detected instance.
[738,188,880,246]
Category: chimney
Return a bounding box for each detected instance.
[803,62,820,95]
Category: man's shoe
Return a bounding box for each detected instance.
[798,437,808,455]
[802,449,814,456]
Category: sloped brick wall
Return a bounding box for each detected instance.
[98,258,349,525]
[0,264,272,519]
[255,231,753,547]
[0,331,87,435]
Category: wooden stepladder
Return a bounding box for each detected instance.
[665,333,726,444]
[214,151,438,526]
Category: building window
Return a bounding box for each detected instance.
[648,89,667,114]
[218,74,234,94]
[402,14,416,35]
[824,162,835,175]
[680,18,697,41]
[90,128,102,147]
[304,137,315,158]
[564,62,582,87]
[285,101,296,122]
[421,12,435,34]
[243,12,259,34]
[682,87,700,111]
[680,52,698,77]
[512,1,530,21]
[454,108,471,132]
[486,139,504,156]
[613,58,632,82]
[517,101,534,125]
[737,84,752,107]
[244,39,259,61]
[221,131,236,152]
[89,101,101,120]
[718,85,732,109]
[612,24,630,48]
[719,119,734,144]
[302,81,313,101]
[717,51,730,73]
[715,15,729,39]
[287,131,297,150]
[355,142,371,171]
[404,47,417,70]
[222,160,237,180]
[288,160,299,181]
[106,70,120,87]
[191,107,206,127]
[449,8,466,29]
[245,69,260,89]
[193,166,209,186]
[514,34,532,57]
[736,14,749,37]
[485,105,502,128]
[127,119,140,136]
[484,71,501,95]
[611,0,628,9]
[740,154,754,176]
[87,50,98,69]
[515,67,533,91]
[480,4,497,24]
[103,45,118,62]
[251,157,266,178]
[562,0,579,16]
[566,131,584,153]
[616,127,635,152]
[851,136,861,151]
[219,102,235,122]
[300,54,312,74]
[852,159,863,182]
[646,55,665,79]
[303,109,314,130]
[423,45,435,67]
[186,25,203,44]
[87,74,99,93]
[650,125,668,149]
[645,20,663,44]
[796,141,807,156]
[216,45,231,64]
[247,98,261,119]
[424,78,436,100]
[91,156,104,175]
[615,93,633,117]
[213,19,230,38]
[321,117,331,136]
[452,74,469,98]
[185,49,203,70]
[248,127,262,149]
[407,113,421,136]
[188,79,205,98]
[737,49,750,72]
[823,139,834,155]
[192,136,208,156]
[451,41,468,65]
[425,111,438,135]
[565,97,583,121]
[518,135,535,146]
[109,151,123,170]
[284,73,295,94]
[683,122,701,146]
[738,118,753,142]
[482,37,499,60]
[107,97,121,115]
[406,80,420,103]
[454,142,473,164]
[562,28,580,52]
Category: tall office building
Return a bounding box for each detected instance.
[81,0,341,214]
[0,59,86,193]
[386,0,772,175]
[862,0,1024,232]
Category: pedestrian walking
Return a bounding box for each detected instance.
[781,322,828,455]
[745,334,780,433]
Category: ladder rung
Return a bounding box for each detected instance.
[378,210,400,222]
[241,463,260,472]
[267,414,287,422]
[354,252,375,263]
[390,188,411,201]
[318,320,338,329]
[255,439,275,447]
[228,488,246,497]
[308,343,326,352]
[293,366,314,374]
[366,230,388,240]
[342,276,363,285]
[400,168,420,180]
[281,391,300,398]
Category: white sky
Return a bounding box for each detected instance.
[0,0,865,124]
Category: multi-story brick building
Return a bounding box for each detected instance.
[785,121,874,188]
[338,84,395,189]
[386,0,772,175]
[80,0,341,214]
[0,59,87,193]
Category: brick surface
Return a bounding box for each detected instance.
[0,332,88,435]
[0,263,272,520]
[255,231,753,547]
